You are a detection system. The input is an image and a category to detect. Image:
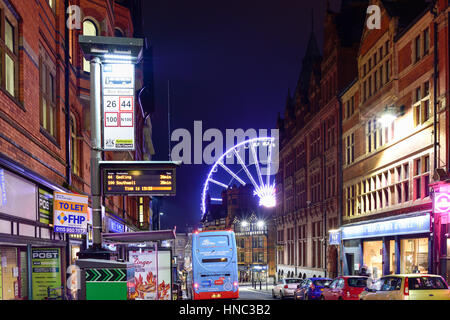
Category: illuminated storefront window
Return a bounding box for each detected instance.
[400,238,428,274]
[363,241,383,279]
[389,239,396,274]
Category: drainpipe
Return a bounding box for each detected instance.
[64,0,71,186]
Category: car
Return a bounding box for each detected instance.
[272,278,304,299]
[293,280,305,300]
[297,277,332,300]
[359,274,450,300]
[320,276,368,300]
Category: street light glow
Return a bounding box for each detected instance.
[379,113,397,127]
[257,220,265,229]
[241,221,249,227]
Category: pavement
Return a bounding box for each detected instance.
[239,283,275,295]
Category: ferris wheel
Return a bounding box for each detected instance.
[201,136,278,215]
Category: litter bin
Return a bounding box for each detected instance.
[76,259,135,300]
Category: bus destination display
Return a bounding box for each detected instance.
[103,169,175,195]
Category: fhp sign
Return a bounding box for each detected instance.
[53,192,89,234]
[102,63,135,151]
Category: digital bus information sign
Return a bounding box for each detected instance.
[100,161,178,196]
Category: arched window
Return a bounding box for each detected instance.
[70,113,79,175]
[114,28,124,37]
[82,19,98,72]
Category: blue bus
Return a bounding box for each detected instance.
[187,230,239,300]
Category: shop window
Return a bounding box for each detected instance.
[363,241,383,279]
[389,240,396,275]
[0,247,19,300]
[400,238,428,274]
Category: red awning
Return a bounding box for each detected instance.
[102,229,176,243]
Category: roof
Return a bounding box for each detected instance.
[102,229,176,243]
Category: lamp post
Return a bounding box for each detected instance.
[78,36,143,254]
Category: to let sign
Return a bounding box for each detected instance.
[102,63,135,151]
[53,192,89,234]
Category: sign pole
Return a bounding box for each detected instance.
[90,56,103,249]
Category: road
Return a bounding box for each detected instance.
[238,284,276,300]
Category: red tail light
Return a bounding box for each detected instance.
[310,283,315,290]
[284,285,288,289]
[404,277,409,296]
[233,281,239,286]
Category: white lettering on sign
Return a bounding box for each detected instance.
[102,63,135,151]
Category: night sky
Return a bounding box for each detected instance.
[142,0,333,232]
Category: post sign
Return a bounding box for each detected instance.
[31,248,61,300]
[38,188,53,225]
[102,63,135,151]
[53,192,89,234]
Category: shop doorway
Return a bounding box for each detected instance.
[363,241,382,279]
[346,253,354,275]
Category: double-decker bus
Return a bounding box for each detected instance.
[186,230,239,300]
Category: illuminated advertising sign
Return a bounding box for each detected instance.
[103,168,176,196]
[109,218,125,233]
[102,63,135,151]
[38,188,53,225]
[0,169,6,207]
[329,230,340,245]
[53,192,89,234]
[341,214,430,240]
[434,192,450,213]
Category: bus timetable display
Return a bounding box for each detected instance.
[103,169,176,196]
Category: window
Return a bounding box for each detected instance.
[400,238,428,274]
[414,155,430,200]
[345,133,355,165]
[415,36,421,62]
[413,82,431,127]
[83,20,98,72]
[0,10,18,98]
[138,197,144,227]
[423,28,430,55]
[115,28,124,37]
[70,113,79,175]
[40,55,57,138]
[385,60,390,83]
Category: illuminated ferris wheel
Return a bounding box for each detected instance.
[201,136,278,216]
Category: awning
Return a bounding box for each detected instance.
[102,229,176,243]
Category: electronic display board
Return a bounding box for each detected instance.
[101,162,178,196]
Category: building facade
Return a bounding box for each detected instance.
[0,0,153,300]
[341,0,450,282]
[275,1,367,280]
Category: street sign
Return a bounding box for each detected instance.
[102,63,135,151]
[329,230,340,245]
[53,192,89,234]
[100,161,178,196]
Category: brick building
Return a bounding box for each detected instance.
[0,0,154,300]
[275,1,367,280]
[341,0,450,282]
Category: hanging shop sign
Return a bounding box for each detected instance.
[38,188,53,225]
[53,192,89,234]
[434,192,450,213]
[102,63,135,151]
[329,230,341,245]
[341,214,430,240]
[31,248,62,300]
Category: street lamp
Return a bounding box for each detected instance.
[78,35,143,253]
[257,220,265,229]
[378,105,405,128]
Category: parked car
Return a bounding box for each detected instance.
[272,278,304,299]
[360,274,450,300]
[297,277,332,300]
[320,276,368,300]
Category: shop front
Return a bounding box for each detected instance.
[0,166,67,300]
[341,212,431,279]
